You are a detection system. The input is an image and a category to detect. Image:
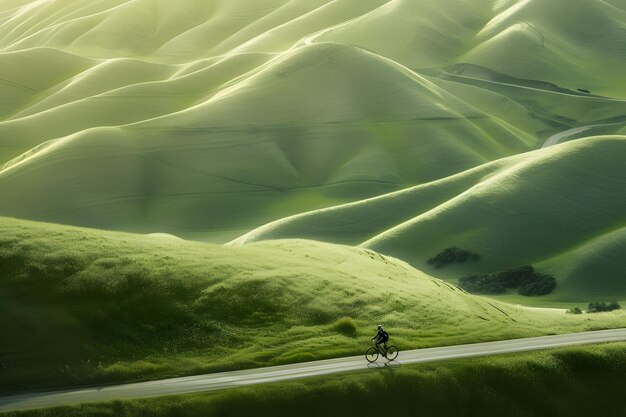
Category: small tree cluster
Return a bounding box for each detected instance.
[518,273,557,296]
[458,265,556,296]
[587,302,621,313]
[428,247,480,269]
[458,274,505,294]
[567,307,583,314]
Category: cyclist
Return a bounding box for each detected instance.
[371,324,389,355]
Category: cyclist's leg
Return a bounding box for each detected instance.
[378,341,387,357]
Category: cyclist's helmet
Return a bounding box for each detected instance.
[377,324,382,330]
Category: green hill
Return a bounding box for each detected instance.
[361,136,626,281]
[1,215,624,393]
[314,0,626,97]
[233,135,626,302]
[0,0,625,240]
[459,0,626,98]
[0,42,544,241]
[537,227,626,302]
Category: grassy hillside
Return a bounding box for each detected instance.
[362,136,626,279]
[427,64,626,142]
[8,343,626,417]
[460,0,626,98]
[0,42,545,241]
[233,136,626,302]
[315,0,626,97]
[1,216,624,394]
[0,0,624,240]
[536,227,626,302]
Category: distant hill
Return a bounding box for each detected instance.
[0,42,541,241]
[233,135,626,301]
[0,0,624,241]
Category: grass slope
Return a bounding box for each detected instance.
[427,64,626,140]
[460,0,626,98]
[536,227,626,302]
[0,0,624,239]
[7,343,626,417]
[234,136,626,302]
[1,216,624,394]
[316,0,626,97]
[0,42,541,241]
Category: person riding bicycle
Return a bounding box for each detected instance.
[371,324,389,354]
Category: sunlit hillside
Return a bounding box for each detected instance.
[2,215,624,392]
[0,0,624,242]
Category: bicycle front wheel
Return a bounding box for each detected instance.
[365,347,379,363]
[385,345,399,361]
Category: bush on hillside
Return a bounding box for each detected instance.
[587,302,621,313]
[496,265,535,287]
[458,274,506,294]
[332,317,357,338]
[428,247,480,269]
[518,273,557,296]
[567,307,583,314]
[458,266,557,296]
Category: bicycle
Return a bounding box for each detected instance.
[365,343,399,362]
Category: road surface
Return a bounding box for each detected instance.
[541,122,625,148]
[2,329,626,413]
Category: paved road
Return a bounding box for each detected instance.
[541,122,625,148]
[2,329,626,413]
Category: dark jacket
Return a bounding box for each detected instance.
[373,328,389,343]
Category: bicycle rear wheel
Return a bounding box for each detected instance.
[385,345,399,361]
[365,347,379,363]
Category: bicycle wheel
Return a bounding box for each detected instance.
[385,345,399,361]
[365,347,379,363]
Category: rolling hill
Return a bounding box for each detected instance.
[0,42,546,241]
[0,0,624,241]
[233,135,626,301]
[1,215,624,393]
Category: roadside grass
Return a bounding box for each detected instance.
[6,342,626,417]
[2,216,625,394]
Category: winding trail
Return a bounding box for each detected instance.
[2,329,626,413]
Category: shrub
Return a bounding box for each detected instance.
[332,317,357,338]
[458,266,557,296]
[567,307,583,314]
[458,274,505,294]
[518,273,556,296]
[587,302,621,313]
[496,265,535,288]
[428,247,481,269]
